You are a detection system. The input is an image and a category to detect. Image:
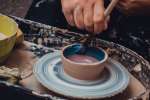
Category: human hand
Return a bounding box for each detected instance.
[117,0,150,15]
[61,0,108,33]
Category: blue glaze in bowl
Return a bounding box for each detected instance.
[63,43,106,62]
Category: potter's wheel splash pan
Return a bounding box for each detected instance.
[1,15,149,100]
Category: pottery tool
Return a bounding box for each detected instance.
[78,0,119,54]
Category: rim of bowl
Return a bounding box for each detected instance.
[62,44,108,66]
[0,14,18,40]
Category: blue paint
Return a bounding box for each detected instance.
[63,44,105,61]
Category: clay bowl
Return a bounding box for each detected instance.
[0,14,18,64]
[61,43,108,81]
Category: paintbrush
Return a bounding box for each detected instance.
[77,0,119,54]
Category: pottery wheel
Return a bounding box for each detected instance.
[33,51,130,99]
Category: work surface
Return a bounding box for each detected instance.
[0,13,148,99]
[2,41,148,100]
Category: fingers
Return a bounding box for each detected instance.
[61,1,75,26]
[74,6,84,29]
[61,0,108,33]
[117,0,135,12]
[64,12,75,26]
[117,0,127,8]
[83,3,94,32]
[93,0,105,33]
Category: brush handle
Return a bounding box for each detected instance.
[104,0,119,17]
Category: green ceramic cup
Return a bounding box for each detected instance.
[0,14,18,64]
